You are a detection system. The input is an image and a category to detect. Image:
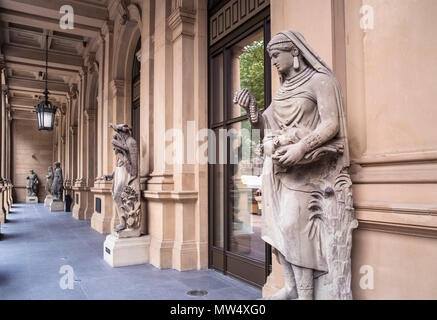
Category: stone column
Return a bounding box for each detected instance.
[91,21,116,234]
[73,63,95,220]
[5,103,12,210]
[72,106,96,220]
[168,1,199,271]
[63,89,76,198]
[69,124,78,192]
[139,0,155,235]
[143,0,175,269]
[1,80,7,212]
[0,63,5,222]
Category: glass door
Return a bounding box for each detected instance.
[209,15,271,287]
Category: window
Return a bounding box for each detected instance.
[208,4,271,287]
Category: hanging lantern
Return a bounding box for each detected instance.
[35,92,56,131]
[35,34,57,131]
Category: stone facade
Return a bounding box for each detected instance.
[0,0,435,299]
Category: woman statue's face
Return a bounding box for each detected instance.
[269,49,294,74]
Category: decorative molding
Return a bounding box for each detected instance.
[358,220,437,240]
[352,150,437,165]
[209,0,270,46]
[350,161,437,184]
[356,202,437,239]
[143,190,198,202]
[355,201,437,216]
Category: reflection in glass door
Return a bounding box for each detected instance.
[209,15,271,287]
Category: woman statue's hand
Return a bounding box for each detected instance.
[234,88,258,124]
[272,142,307,167]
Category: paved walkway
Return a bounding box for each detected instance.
[0,204,261,300]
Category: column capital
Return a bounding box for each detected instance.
[59,103,67,115]
[70,125,78,136]
[68,84,78,100]
[85,108,96,120]
[85,53,96,71]
[168,7,196,40]
[79,66,88,78]
[110,79,125,97]
[102,20,114,37]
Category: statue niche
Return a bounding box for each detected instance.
[234,30,358,300]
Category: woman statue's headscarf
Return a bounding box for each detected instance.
[267,30,350,167]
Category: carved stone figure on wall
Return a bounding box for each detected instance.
[51,162,64,201]
[26,170,39,197]
[45,166,54,196]
[104,124,141,238]
[234,30,358,300]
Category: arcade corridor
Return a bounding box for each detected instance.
[0,204,261,300]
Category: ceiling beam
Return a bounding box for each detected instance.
[0,0,108,28]
[8,88,67,100]
[3,44,83,70]
[8,77,70,94]
[9,96,64,107]
[10,109,37,121]
[5,61,79,78]
[0,8,101,38]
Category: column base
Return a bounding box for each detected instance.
[72,188,94,220]
[50,201,65,212]
[0,208,5,224]
[172,241,199,271]
[103,234,150,267]
[26,196,38,204]
[90,187,113,234]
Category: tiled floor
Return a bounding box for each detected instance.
[0,204,261,300]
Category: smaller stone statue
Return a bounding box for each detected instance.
[26,170,39,197]
[45,166,54,196]
[51,162,64,201]
[103,123,141,238]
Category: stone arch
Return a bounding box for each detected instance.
[112,17,141,125]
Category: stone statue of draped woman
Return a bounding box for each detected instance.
[234,30,358,300]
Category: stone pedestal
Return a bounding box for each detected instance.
[103,234,150,267]
[50,200,65,212]
[26,196,38,204]
[44,195,54,207]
